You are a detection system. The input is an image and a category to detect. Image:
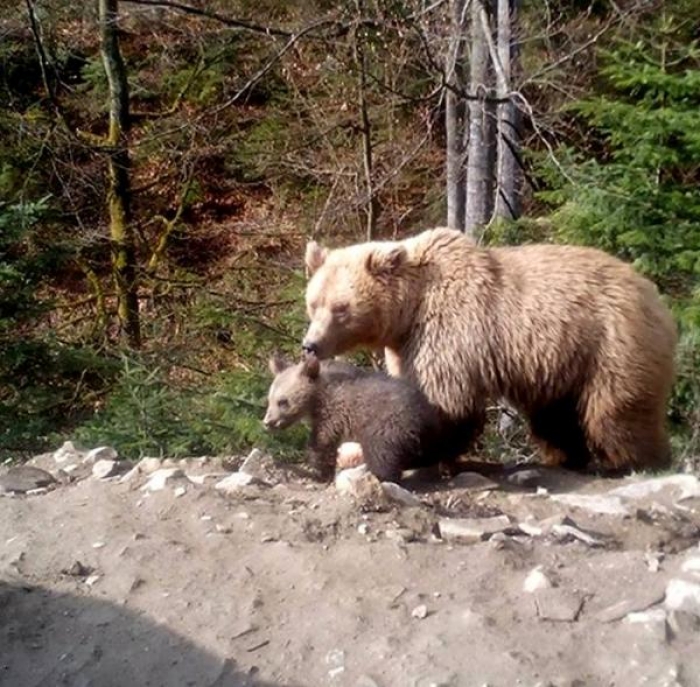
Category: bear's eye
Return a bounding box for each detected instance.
[277,398,289,409]
[332,303,350,317]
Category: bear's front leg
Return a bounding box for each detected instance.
[307,429,340,482]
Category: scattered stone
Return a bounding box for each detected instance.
[26,487,49,496]
[625,607,667,625]
[624,608,669,642]
[215,524,232,534]
[411,604,429,620]
[336,442,364,470]
[214,471,259,494]
[518,521,544,537]
[83,446,118,465]
[523,567,553,593]
[535,486,549,496]
[449,472,499,492]
[550,493,629,516]
[355,676,381,687]
[63,561,93,577]
[325,649,345,679]
[608,474,700,502]
[0,466,56,494]
[173,486,187,498]
[380,482,422,508]
[357,523,370,536]
[438,515,511,544]
[385,528,417,544]
[92,541,106,549]
[664,578,700,618]
[533,588,584,622]
[137,457,163,474]
[187,473,229,485]
[53,441,83,464]
[551,521,606,548]
[667,609,700,635]
[506,469,545,489]
[335,465,385,505]
[646,551,664,573]
[596,587,667,623]
[92,459,124,479]
[142,468,186,492]
[85,574,101,587]
[119,465,141,484]
[239,448,274,482]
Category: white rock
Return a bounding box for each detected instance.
[137,457,163,474]
[239,448,272,479]
[625,608,667,624]
[609,474,700,502]
[141,468,185,492]
[665,579,700,618]
[518,521,544,537]
[550,493,630,516]
[438,515,511,544]
[173,486,187,498]
[92,541,106,549]
[214,471,256,494]
[325,648,345,678]
[680,557,700,576]
[186,472,229,485]
[119,465,141,484]
[85,574,101,587]
[335,465,384,503]
[523,567,553,593]
[357,523,370,535]
[91,459,122,479]
[83,446,118,465]
[53,441,83,464]
[412,604,429,619]
[380,482,422,508]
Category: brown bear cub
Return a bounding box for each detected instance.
[263,354,453,482]
[302,227,678,474]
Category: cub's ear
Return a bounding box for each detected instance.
[305,241,329,278]
[269,352,291,376]
[364,245,407,278]
[302,353,320,380]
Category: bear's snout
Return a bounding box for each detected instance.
[301,341,319,355]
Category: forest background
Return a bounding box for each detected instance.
[1,0,699,465]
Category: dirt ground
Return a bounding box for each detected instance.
[1,447,700,687]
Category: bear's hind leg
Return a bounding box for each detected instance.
[528,398,592,471]
[582,395,672,473]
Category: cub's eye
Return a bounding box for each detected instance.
[277,398,289,409]
[332,303,350,317]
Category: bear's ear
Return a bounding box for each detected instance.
[269,352,291,376]
[305,241,328,278]
[364,245,407,278]
[302,353,320,380]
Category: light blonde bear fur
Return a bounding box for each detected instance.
[303,227,678,472]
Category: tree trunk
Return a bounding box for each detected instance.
[353,2,379,241]
[465,0,496,238]
[445,0,467,232]
[99,0,141,348]
[494,0,521,220]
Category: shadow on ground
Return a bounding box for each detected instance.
[0,582,300,687]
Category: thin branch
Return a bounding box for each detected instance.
[123,0,299,37]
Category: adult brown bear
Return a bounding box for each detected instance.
[302,227,677,473]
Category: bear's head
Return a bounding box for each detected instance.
[302,239,409,358]
[263,353,320,430]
